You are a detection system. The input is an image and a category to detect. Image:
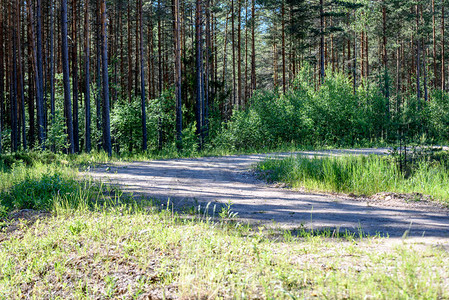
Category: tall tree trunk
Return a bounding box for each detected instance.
[196,0,204,148]
[100,0,111,156]
[432,0,437,88]
[273,21,277,88]
[16,0,26,150]
[244,0,248,104]
[383,2,389,102]
[416,5,421,106]
[231,0,236,109]
[135,0,139,96]
[0,1,3,153]
[157,0,162,149]
[10,0,17,152]
[237,0,242,107]
[281,0,286,92]
[205,0,210,134]
[319,0,324,84]
[72,0,79,152]
[251,0,256,94]
[27,13,36,148]
[173,0,182,149]
[442,5,445,91]
[148,16,154,99]
[139,0,147,151]
[84,0,91,153]
[36,0,45,149]
[127,2,133,101]
[49,0,56,151]
[61,0,75,154]
[96,0,102,150]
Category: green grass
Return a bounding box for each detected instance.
[256,154,449,204]
[1,197,448,298]
[0,151,448,298]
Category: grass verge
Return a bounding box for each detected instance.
[0,152,448,298]
[256,153,449,205]
[1,199,448,299]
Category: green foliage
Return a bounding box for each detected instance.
[214,68,449,151]
[147,89,176,150]
[257,153,449,203]
[0,172,78,211]
[46,111,70,153]
[111,98,143,152]
[180,122,199,156]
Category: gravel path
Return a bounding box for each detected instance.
[87,148,449,241]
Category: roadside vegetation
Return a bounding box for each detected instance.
[0,165,448,298]
[256,149,449,205]
[0,151,448,298]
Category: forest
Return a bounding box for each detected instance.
[0,0,448,157]
[2,1,449,298]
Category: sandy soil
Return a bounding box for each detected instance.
[86,148,449,243]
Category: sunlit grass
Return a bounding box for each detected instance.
[257,154,449,205]
[0,198,448,298]
[0,155,448,298]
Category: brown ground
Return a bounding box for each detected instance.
[86,149,449,244]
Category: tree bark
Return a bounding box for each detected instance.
[36,0,45,149]
[61,0,75,154]
[251,0,256,94]
[72,0,79,152]
[173,0,182,149]
[127,2,133,101]
[84,0,91,153]
[139,0,147,151]
[100,0,111,156]
[281,0,286,92]
[442,5,445,91]
[196,0,204,147]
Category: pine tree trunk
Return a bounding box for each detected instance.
[173,0,182,148]
[50,0,56,152]
[36,0,45,149]
[281,0,286,92]
[127,2,133,102]
[251,0,256,94]
[100,0,111,156]
[139,0,147,151]
[0,1,3,153]
[61,0,75,154]
[196,0,204,148]
[11,0,18,152]
[432,0,437,88]
[416,5,421,105]
[72,0,79,152]
[231,0,236,109]
[16,0,26,150]
[96,0,102,150]
[237,0,242,107]
[135,0,139,96]
[85,0,91,153]
[319,0,324,84]
[442,5,445,91]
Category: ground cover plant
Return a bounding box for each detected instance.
[256,150,449,205]
[0,156,448,298]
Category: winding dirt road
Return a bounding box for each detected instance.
[87,149,449,241]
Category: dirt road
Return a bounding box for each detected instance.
[87,149,449,240]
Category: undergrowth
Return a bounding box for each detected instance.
[0,156,448,298]
[256,152,449,204]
